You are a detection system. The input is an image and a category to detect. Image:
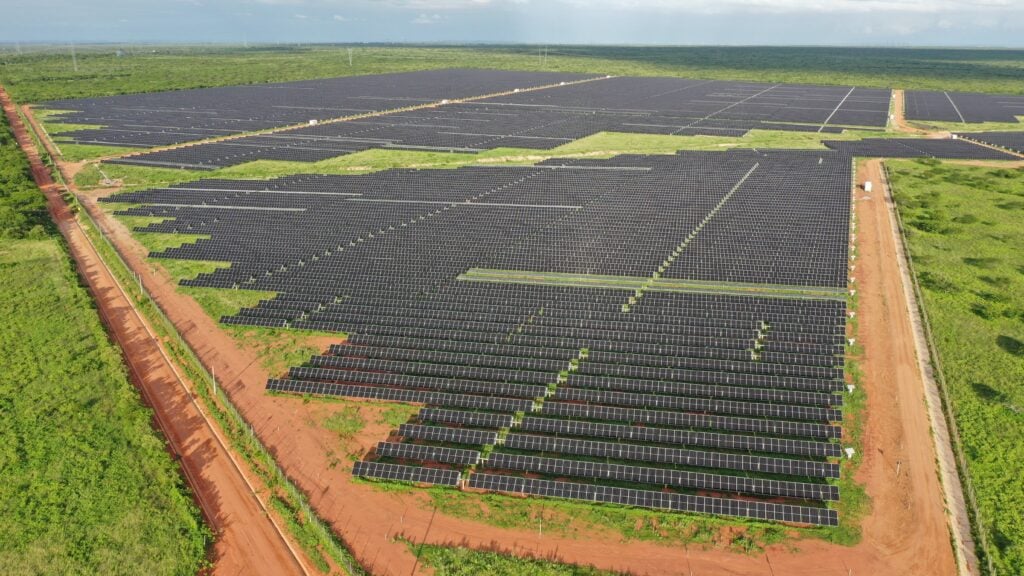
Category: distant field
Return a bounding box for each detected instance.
[1,44,1023,103]
[888,160,1024,575]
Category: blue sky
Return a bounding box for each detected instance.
[3,0,1023,46]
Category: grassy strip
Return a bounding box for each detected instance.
[359,479,808,551]
[886,159,1024,575]
[908,116,1024,134]
[67,192,368,575]
[460,268,847,300]
[72,128,898,194]
[407,539,620,576]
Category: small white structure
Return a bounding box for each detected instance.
[951,134,959,140]
[440,99,450,104]
[308,119,319,126]
[844,448,856,459]
[863,181,873,193]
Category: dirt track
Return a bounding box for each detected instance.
[19,94,967,574]
[2,86,308,576]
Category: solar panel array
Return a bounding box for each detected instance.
[104,146,856,525]
[42,69,595,148]
[956,132,1024,155]
[71,75,895,171]
[904,90,1024,124]
[823,137,1017,160]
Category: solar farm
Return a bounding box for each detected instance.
[21,57,1022,575]
[60,69,1024,535]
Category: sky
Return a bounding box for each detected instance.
[2,0,1024,47]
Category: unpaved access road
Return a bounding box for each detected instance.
[2,85,308,576]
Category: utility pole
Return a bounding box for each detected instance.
[348,47,353,66]
[70,42,78,72]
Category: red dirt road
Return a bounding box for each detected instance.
[24,100,961,574]
[2,87,308,576]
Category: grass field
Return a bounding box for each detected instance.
[888,160,1024,574]
[1,45,1023,104]
[0,238,210,575]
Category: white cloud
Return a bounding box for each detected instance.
[555,0,1016,14]
[411,13,444,24]
[333,14,350,21]
[294,13,308,19]
[378,0,1015,13]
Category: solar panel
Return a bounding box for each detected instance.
[376,442,481,465]
[467,474,838,526]
[352,461,461,486]
[484,452,838,501]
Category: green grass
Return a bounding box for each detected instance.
[155,259,229,282]
[73,127,900,196]
[180,286,277,320]
[908,116,1024,133]
[414,486,797,551]
[223,326,338,375]
[2,45,1024,104]
[322,406,366,442]
[0,110,49,239]
[0,239,210,575]
[55,143,139,162]
[887,160,1024,575]
[410,541,619,576]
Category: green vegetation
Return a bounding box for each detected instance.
[181,286,275,319]
[0,112,48,238]
[2,45,1024,104]
[156,259,228,281]
[57,143,139,162]
[410,541,618,576]
[223,326,337,375]
[0,103,209,575]
[909,117,1024,133]
[0,241,210,574]
[888,160,1024,574]
[323,406,366,442]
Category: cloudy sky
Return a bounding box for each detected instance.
[3,0,1023,46]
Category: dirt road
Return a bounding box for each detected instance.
[868,159,978,575]
[2,86,308,576]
